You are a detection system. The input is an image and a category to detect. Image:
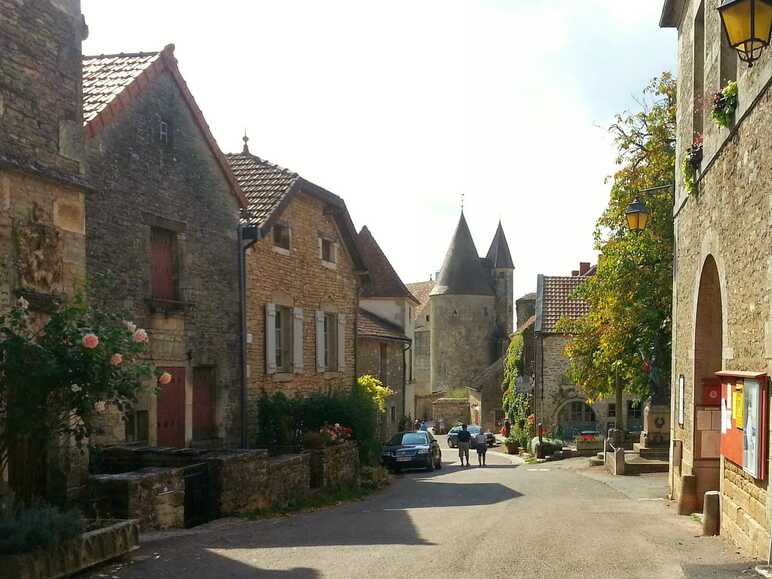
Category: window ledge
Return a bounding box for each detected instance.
[272,372,295,382]
[323,371,341,379]
[321,260,337,270]
[146,297,194,314]
[272,245,290,256]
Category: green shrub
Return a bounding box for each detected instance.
[528,436,565,457]
[0,505,84,555]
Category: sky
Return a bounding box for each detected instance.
[81,0,676,299]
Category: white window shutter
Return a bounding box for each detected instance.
[318,237,323,260]
[337,313,345,371]
[265,304,277,374]
[316,310,326,372]
[293,307,304,373]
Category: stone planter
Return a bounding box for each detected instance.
[0,519,139,579]
[505,441,519,455]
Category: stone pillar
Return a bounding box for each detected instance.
[678,474,698,515]
[703,490,720,535]
[640,401,671,448]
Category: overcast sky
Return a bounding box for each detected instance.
[81,0,676,299]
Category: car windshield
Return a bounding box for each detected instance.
[468,426,481,434]
[389,432,428,446]
[448,426,461,434]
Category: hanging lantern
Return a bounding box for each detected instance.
[719,0,772,66]
[624,196,650,233]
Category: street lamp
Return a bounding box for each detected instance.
[624,196,650,233]
[719,0,772,66]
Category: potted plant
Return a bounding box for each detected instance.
[504,435,519,455]
[710,80,738,129]
[682,133,703,196]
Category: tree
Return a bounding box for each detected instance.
[559,73,675,412]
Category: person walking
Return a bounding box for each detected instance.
[475,429,488,466]
[457,424,472,467]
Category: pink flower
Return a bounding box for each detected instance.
[82,333,99,349]
[94,401,107,413]
[111,353,123,366]
[158,372,172,385]
[132,329,149,343]
[124,320,137,333]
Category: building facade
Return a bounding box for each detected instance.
[0,0,91,503]
[227,140,366,443]
[83,46,247,448]
[662,0,772,557]
[534,265,640,439]
[356,225,418,434]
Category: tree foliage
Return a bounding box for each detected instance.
[559,73,675,402]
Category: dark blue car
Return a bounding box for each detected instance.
[381,431,442,472]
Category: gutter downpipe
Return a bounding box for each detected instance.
[239,224,259,448]
[402,340,412,420]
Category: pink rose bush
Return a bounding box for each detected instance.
[132,328,149,343]
[82,333,99,349]
[111,353,123,366]
[158,372,172,385]
[319,423,353,445]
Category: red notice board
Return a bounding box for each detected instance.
[718,371,768,480]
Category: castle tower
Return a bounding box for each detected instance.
[486,221,515,343]
[429,212,496,392]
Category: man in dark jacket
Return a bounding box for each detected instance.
[457,424,472,467]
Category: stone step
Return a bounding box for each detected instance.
[625,455,669,474]
[633,443,669,460]
[588,456,604,467]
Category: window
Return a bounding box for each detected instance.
[159,120,169,145]
[321,238,336,263]
[266,304,303,375]
[608,403,616,418]
[379,342,388,380]
[150,227,178,300]
[275,306,292,372]
[273,223,290,251]
[126,410,149,443]
[628,401,642,419]
[324,313,338,371]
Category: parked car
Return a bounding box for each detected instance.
[447,425,495,448]
[381,431,442,472]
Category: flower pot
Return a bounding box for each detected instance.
[505,441,519,455]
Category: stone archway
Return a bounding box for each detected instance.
[555,399,597,440]
[690,255,723,511]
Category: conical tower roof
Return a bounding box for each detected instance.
[430,212,494,296]
[486,221,514,269]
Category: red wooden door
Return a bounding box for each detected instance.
[151,228,177,300]
[157,367,186,447]
[193,367,216,440]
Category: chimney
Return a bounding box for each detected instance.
[579,262,590,276]
[571,270,579,277]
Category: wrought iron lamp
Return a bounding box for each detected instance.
[624,196,650,233]
[719,0,772,66]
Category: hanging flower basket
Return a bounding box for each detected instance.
[682,133,703,196]
[710,81,738,129]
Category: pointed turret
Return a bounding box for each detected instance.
[486,221,514,270]
[431,212,494,296]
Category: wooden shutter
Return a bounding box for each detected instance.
[157,367,186,447]
[151,228,177,300]
[266,304,277,374]
[316,310,326,372]
[337,313,346,371]
[293,307,304,373]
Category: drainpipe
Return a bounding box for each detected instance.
[239,224,259,448]
[402,340,412,420]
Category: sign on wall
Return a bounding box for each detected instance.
[678,374,685,427]
[719,371,768,480]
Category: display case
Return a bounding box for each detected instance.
[718,371,768,480]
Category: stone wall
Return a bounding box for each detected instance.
[357,337,405,438]
[265,454,311,508]
[90,467,185,530]
[432,398,469,430]
[309,441,360,490]
[85,69,243,447]
[412,327,431,396]
[430,294,496,391]
[244,191,360,442]
[669,0,772,557]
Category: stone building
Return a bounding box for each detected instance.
[407,214,514,424]
[227,138,366,443]
[661,0,772,556]
[534,264,640,439]
[0,0,91,503]
[356,226,418,436]
[82,45,247,448]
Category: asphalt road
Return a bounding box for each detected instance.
[87,437,756,579]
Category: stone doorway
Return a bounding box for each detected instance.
[157,367,186,448]
[556,400,597,440]
[692,255,723,509]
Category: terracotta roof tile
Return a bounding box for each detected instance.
[82,52,161,124]
[537,275,591,333]
[358,309,408,341]
[358,226,418,303]
[406,280,435,317]
[226,152,299,225]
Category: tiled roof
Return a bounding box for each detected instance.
[358,226,418,303]
[486,221,514,269]
[431,212,494,296]
[82,52,161,124]
[406,280,435,317]
[81,45,246,209]
[226,149,299,225]
[358,309,408,341]
[469,357,504,392]
[536,274,591,334]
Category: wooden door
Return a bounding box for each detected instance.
[157,367,186,447]
[151,228,177,300]
[193,367,216,440]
